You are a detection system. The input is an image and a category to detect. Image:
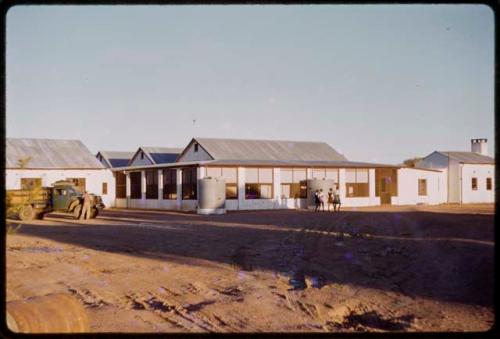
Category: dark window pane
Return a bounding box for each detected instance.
[130,172,142,199]
[418,179,427,196]
[163,169,177,199]
[115,172,127,198]
[146,170,158,199]
[182,167,197,199]
[245,184,260,199]
[226,184,238,199]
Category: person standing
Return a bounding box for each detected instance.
[314,189,320,212]
[80,191,92,220]
[333,185,341,211]
[327,188,334,211]
[318,189,325,212]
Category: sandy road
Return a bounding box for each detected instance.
[5,204,494,332]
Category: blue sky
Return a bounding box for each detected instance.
[6,5,494,163]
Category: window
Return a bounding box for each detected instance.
[163,169,177,199]
[20,178,42,190]
[345,169,369,197]
[130,172,142,199]
[145,170,158,199]
[418,179,427,196]
[194,143,199,152]
[115,172,126,198]
[311,168,339,183]
[486,178,492,191]
[66,178,86,193]
[280,168,307,198]
[140,152,144,160]
[206,167,238,199]
[182,167,197,200]
[472,177,478,191]
[102,182,108,195]
[245,168,273,199]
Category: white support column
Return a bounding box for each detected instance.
[158,169,163,202]
[199,166,206,179]
[141,170,146,201]
[273,168,281,208]
[369,168,377,205]
[126,172,131,208]
[196,167,205,210]
[339,169,346,204]
[306,168,313,179]
[237,167,245,210]
[176,168,182,210]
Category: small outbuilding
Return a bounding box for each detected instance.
[6,138,115,207]
[416,139,495,203]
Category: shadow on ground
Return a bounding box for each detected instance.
[14,209,494,308]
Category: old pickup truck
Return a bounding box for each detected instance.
[6,180,105,221]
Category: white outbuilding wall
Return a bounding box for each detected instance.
[395,168,446,205]
[6,169,116,207]
[460,164,494,203]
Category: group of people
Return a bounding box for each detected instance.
[314,187,341,212]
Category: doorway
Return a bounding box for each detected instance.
[375,168,398,205]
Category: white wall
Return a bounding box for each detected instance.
[396,168,446,205]
[448,158,461,203]
[177,141,213,162]
[460,164,494,203]
[6,169,116,207]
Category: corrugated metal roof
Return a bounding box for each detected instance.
[111,160,214,171]
[97,151,135,168]
[208,159,398,168]
[109,159,399,172]
[140,147,183,164]
[194,137,348,162]
[7,138,105,169]
[438,151,495,164]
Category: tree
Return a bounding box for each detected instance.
[403,157,423,168]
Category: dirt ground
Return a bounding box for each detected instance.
[5,204,494,333]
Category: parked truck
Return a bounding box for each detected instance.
[6,180,105,221]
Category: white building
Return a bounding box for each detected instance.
[416,139,495,204]
[6,138,115,207]
[105,137,455,211]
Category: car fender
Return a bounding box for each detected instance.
[68,199,80,212]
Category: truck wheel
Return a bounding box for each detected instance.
[90,208,99,219]
[73,205,82,220]
[18,205,34,221]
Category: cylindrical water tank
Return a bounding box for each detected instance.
[198,177,226,214]
[306,179,336,209]
[6,293,89,333]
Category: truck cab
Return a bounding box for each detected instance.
[52,182,81,212]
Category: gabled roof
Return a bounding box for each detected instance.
[97,151,135,168]
[7,138,105,169]
[129,147,184,165]
[207,159,398,168]
[188,137,348,162]
[437,151,495,164]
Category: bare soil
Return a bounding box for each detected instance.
[5,204,494,332]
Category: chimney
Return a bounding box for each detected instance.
[471,138,488,156]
